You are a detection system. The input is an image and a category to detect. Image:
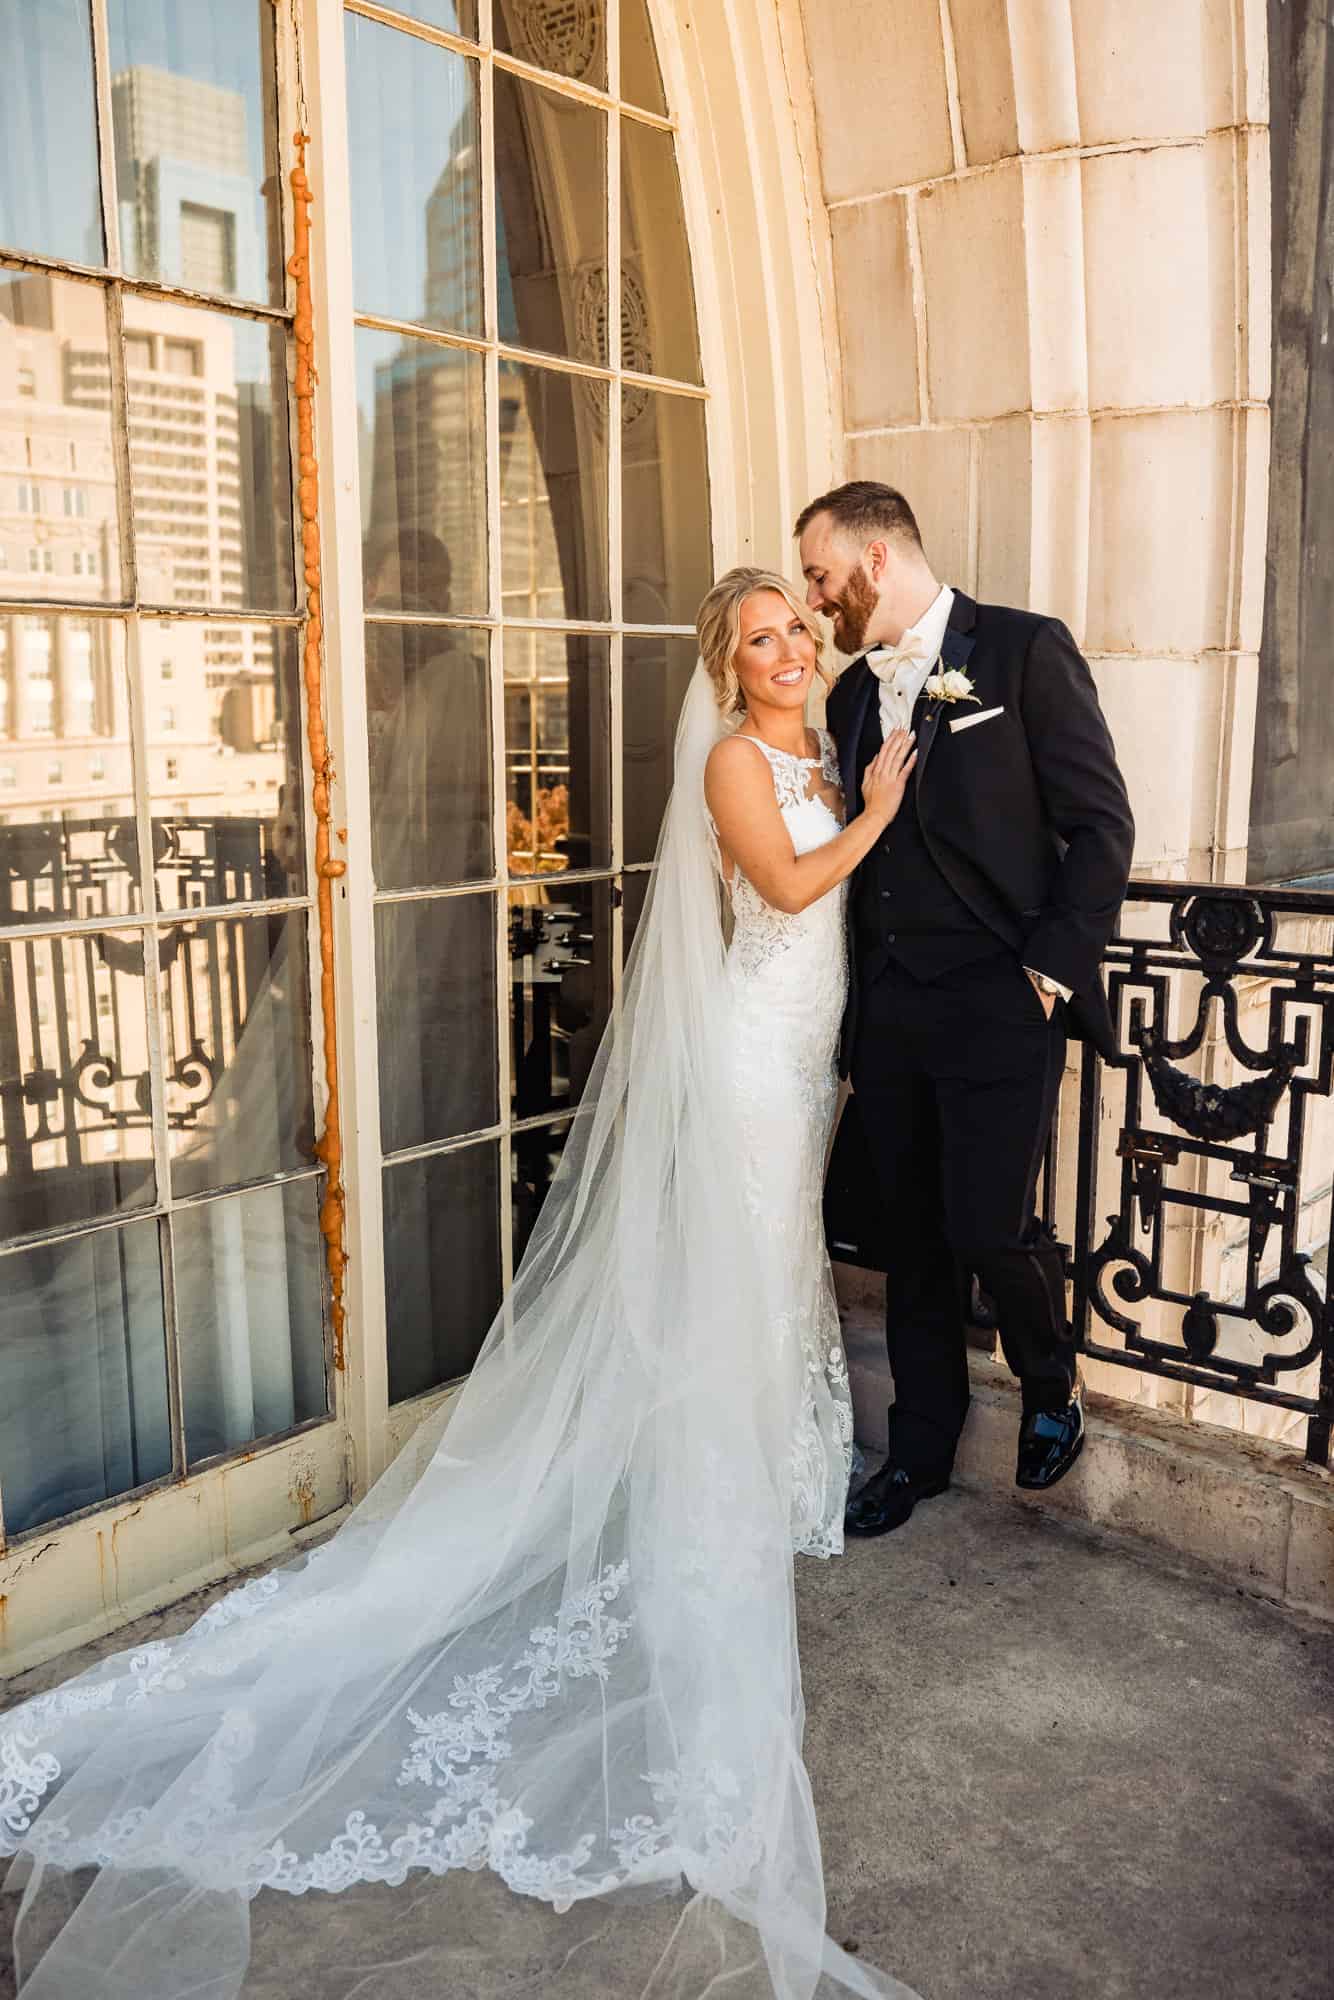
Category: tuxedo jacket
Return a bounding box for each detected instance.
[826,589,1134,1067]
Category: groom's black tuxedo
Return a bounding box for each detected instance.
[826,588,1133,1476]
[827,590,1134,1069]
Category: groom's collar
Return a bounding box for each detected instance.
[846,586,978,677]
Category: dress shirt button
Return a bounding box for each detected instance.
[885,933,897,944]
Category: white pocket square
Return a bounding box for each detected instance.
[949,704,1004,734]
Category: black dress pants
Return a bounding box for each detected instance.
[849,949,1074,1478]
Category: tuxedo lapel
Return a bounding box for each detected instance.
[839,659,876,807]
[917,590,979,788]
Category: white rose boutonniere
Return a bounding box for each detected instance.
[923,668,979,708]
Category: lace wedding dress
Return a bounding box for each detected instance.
[0,673,915,2000]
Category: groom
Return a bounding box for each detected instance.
[797,482,1134,1535]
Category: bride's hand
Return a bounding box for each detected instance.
[862,729,917,827]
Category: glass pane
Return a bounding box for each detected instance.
[124,297,296,613]
[384,1138,500,1403]
[174,1179,328,1465]
[346,14,482,335]
[391,0,479,33]
[499,360,608,621]
[163,910,315,1201]
[511,1116,568,1270]
[619,0,666,113]
[509,878,611,1119]
[622,633,694,864]
[504,631,609,876]
[368,623,492,893]
[494,0,607,90]
[494,71,606,364]
[146,622,305,912]
[377,891,498,1150]
[358,329,487,619]
[622,118,701,384]
[0,0,104,266]
[0,616,141,924]
[0,1218,171,1536]
[0,929,157,1245]
[0,272,124,603]
[621,869,649,964]
[107,0,283,307]
[622,386,711,625]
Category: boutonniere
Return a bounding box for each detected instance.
[923,668,979,710]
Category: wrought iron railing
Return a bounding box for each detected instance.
[826,880,1334,1469]
[1074,881,1334,1467]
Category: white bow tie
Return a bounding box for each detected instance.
[867,641,932,688]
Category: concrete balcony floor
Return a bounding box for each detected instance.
[2,1477,1331,2000]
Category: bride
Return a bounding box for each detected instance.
[0,570,916,2000]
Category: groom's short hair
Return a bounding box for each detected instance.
[793,480,922,550]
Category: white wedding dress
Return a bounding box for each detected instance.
[0,673,915,2000]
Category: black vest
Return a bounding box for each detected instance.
[853,697,999,984]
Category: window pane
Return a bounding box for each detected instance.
[107,0,283,307]
[175,1180,328,1465]
[124,298,296,614]
[622,119,701,385]
[499,360,608,621]
[358,329,488,619]
[346,15,482,336]
[376,891,498,1151]
[0,273,123,603]
[384,1138,500,1403]
[163,910,315,1201]
[391,0,479,34]
[622,632,694,864]
[146,622,305,912]
[0,1218,171,1537]
[509,879,611,1119]
[619,0,666,114]
[494,71,606,365]
[0,0,104,267]
[622,386,711,625]
[368,623,492,893]
[0,930,157,1245]
[0,616,141,924]
[494,0,607,89]
[505,631,609,876]
[511,1117,568,1271]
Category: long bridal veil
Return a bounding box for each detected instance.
[1,669,917,2000]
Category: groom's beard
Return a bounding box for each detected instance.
[829,566,878,655]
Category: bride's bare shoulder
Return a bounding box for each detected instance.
[705,733,769,793]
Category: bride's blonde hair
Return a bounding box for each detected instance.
[696,567,829,717]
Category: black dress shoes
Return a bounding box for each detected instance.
[844,1463,951,1538]
[1015,1383,1085,1490]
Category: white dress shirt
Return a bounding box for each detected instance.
[867,584,955,741]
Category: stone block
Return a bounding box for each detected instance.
[948,0,1019,166]
[830,195,919,428]
[1069,0,1228,144]
[975,412,1033,606]
[1086,406,1235,655]
[1090,653,1219,874]
[1030,413,1091,636]
[1082,140,1237,414]
[1009,0,1081,153]
[917,163,1030,421]
[847,424,974,588]
[1233,402,1270,653]
[1284,1486,1334,1619]
[803,0,954,200]
[1021,155,1088,414]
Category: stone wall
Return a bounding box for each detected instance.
[792,0,1271,886]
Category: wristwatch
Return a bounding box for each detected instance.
[1025,967,1071,1003]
